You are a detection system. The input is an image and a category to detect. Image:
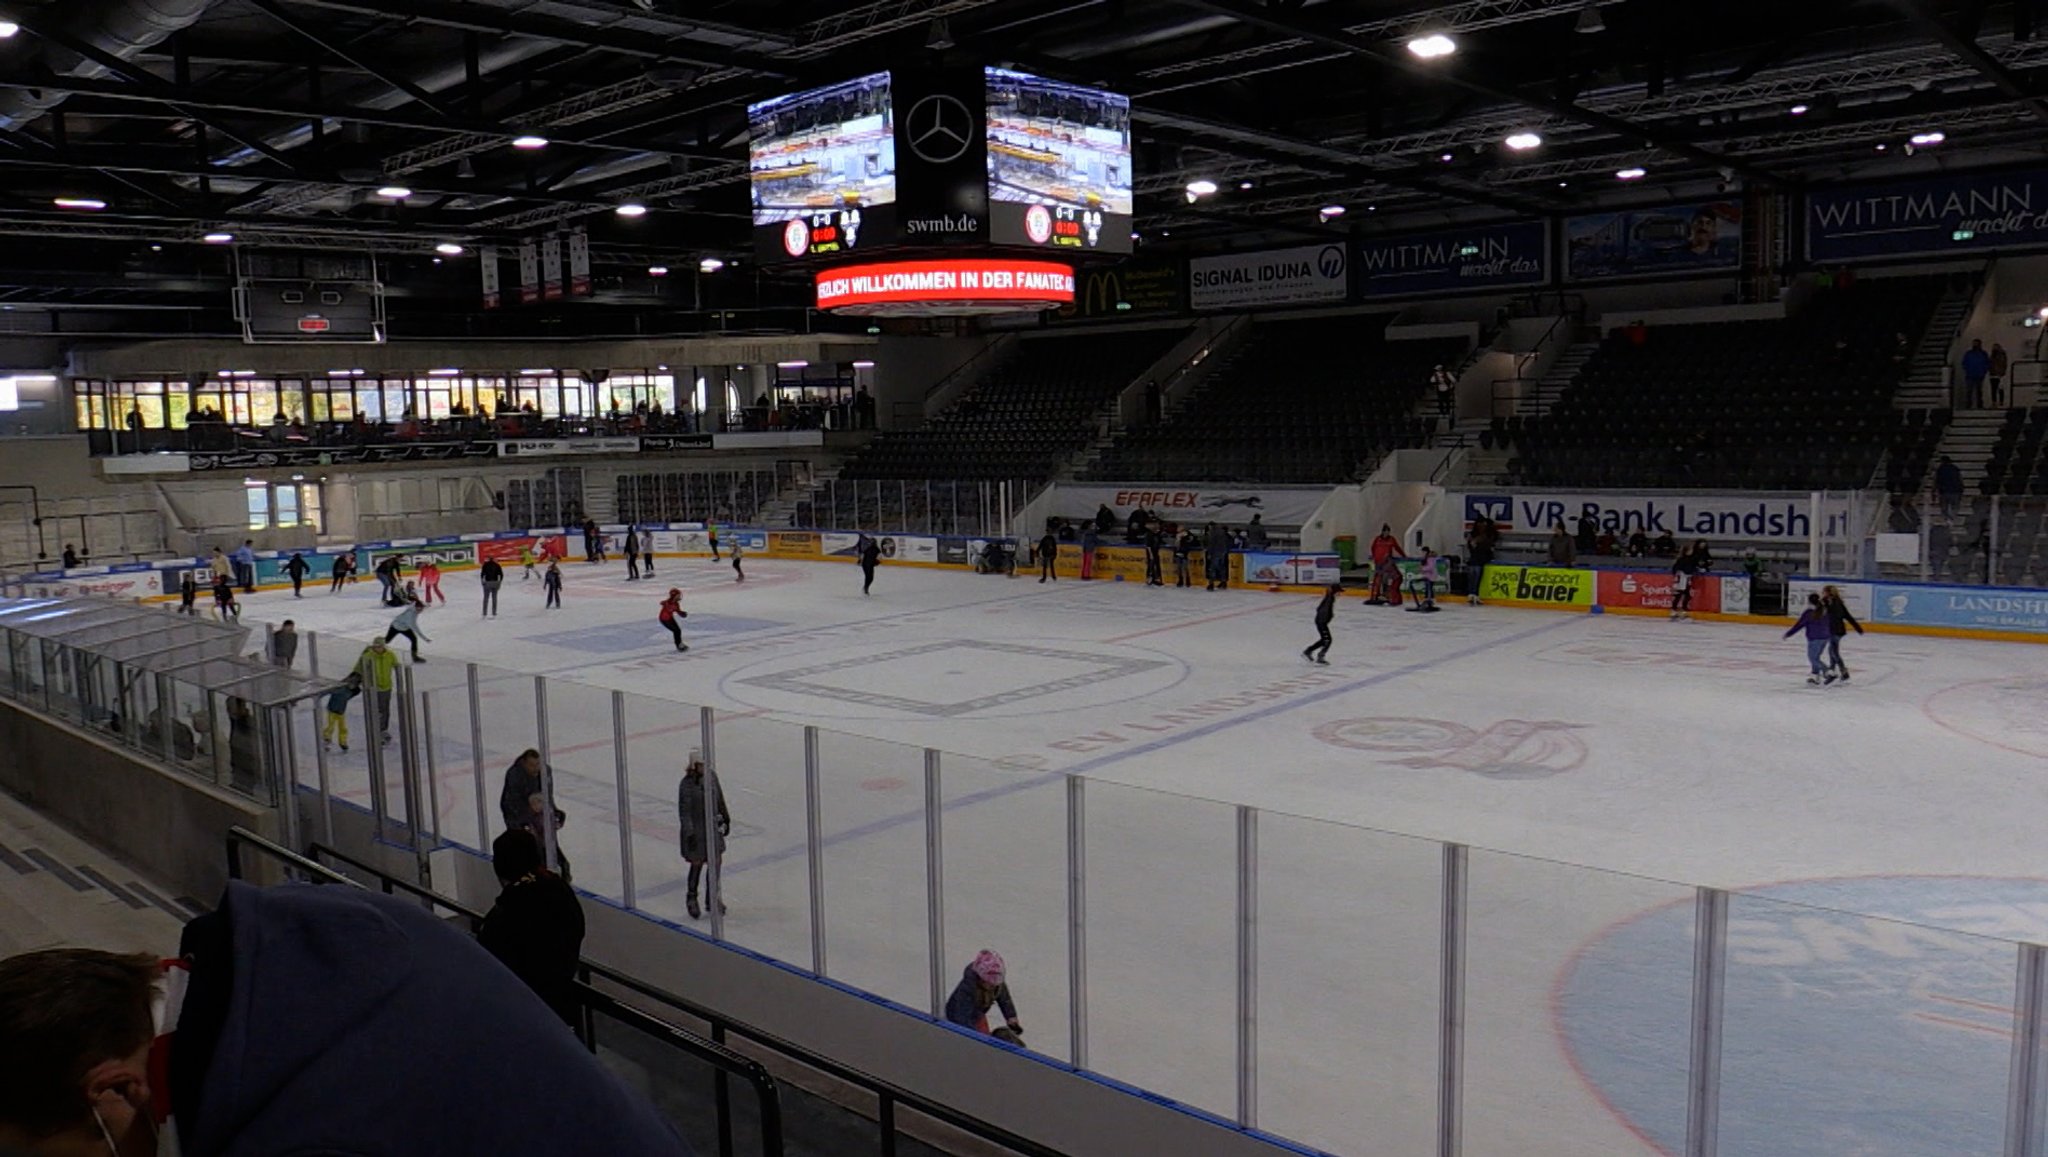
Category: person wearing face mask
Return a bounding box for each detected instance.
[0,882,695,1156]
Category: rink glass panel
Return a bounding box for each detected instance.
[541,678,627,905]
[813,728,932,1012]
[1254,813,1442,1157]
[1463,850,1696,1157]
[938,753,1071,1063]
[695,710,815,968]
[1080,780,1238,1119]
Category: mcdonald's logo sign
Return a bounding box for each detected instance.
[1053,260,1182,322]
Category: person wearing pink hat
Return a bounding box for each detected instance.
[944,949,1022,1044]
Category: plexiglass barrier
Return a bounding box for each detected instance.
[14,598,2048,1157]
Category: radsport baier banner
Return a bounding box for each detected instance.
[1479,565,1594,607]
[1460,490,1856,544]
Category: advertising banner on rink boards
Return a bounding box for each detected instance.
[1051,483,1332,528]
[1786,578,1870,622]
[1870,582,2048,636]
[1242,552,1343,585]
[1596,569,1723,615]
[767,531,820,558]
[819,532,940,563]
[1479,565,1594,606]
[647,529,711,555]
[1188,243,1349,311]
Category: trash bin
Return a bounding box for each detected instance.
[1334,535,1358,571]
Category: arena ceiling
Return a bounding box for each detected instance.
[0,0,2043,331]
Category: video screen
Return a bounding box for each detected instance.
[748,72,897,261]
[984,68,1132,253]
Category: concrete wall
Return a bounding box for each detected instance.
[0,700,280,901]
[873,333,1000,428]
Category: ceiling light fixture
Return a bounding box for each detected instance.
[1615,167,1647,180]
[1504,132,1543,151]
[1576,1,1605,34]
[1441,152,1456,162]
[1239,180,1255,190]
[1910,130,1946,146]
[615,203,648,218]
[376,185,412,199]
[1406,33,1456,59]
[53,197,108,211]
[203,232,234,244]
[647,265,669,276]
[434,242,464,255]
[699,257,725,273]
[1185,179,1219,198]
[0,21,17,38]
[510,135,549,149]
[1789,104,1810,116]
[1319,205,1346,220]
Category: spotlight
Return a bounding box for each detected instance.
[1910,131,1946,147]
[0,21,16,37]
[616,203,648,218]
[203,232,234,244]
[1504,132,1543,151]
[1615,167,1647,181]
[376,185,412,199]
[53,198,107,210]
[1319,205,1346,220]
[434,242,464,255]
[698,257,725,273]
[648,265,669,276]
[1185,179,1219,197]
[510,135,549,150]
[1406,33,1456,59]
[1789,104,1810,116]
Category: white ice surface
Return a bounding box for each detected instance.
[242,559,2048,1157]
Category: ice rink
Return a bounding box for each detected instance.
[242,556,2048,1157]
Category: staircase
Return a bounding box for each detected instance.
[772,461,844,529]
[1928,410,2006,497]
[1516,338,1601,417]
[1873,281,1979,493]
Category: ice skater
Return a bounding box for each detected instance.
[384,589,431,662]
[1173,526,1196,587]
[329,552,355,593]
[1408,548,1441,611]
[658,587,688,652]
[677,749,729,920]
[858,534,881,595]
[543,559,564,608]
[320,671,361,752]
[1367,524,1405,605]
[1303,582,1340,664]
[641,537,656,579]
[178,571,198,615]
[707,524,721,561]
[624,528,641,581]
[480,555,504,617]
[1037,528,1058,583]
[283,551,310,598]
[945,950,1023,1044]
[418,559,446,605]
[730,540,745,583]
[1784,593,1836,685]
[1822,584,1864,681]
[1143,524,1165,587]
[520,543,537,581]
[212,574,240,620]
[1669,546,1697,621]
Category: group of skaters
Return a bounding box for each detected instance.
[1035,510,1264,591]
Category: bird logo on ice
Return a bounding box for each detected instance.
[1313,716,1588,779]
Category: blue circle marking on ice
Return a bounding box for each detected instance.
[1559,876,2048,1156]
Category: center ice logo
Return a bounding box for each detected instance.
[1559,876,2048,1157]
[1311,716,1587,779]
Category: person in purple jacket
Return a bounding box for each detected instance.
[1784,593,1837,685]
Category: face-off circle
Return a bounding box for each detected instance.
[1024,204,1054,245]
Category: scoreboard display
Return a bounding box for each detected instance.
[749,72,897,262]
[984,68,1132,254]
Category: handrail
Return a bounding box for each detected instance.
[224,828,786,1157]
[295,838,1070,1157]
[921,332,1014,403]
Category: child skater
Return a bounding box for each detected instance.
[730,539,745,583]
[1784,593,1836,685]
[1303,582,1340,664]
[658,587,688,652]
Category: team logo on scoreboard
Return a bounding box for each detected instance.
[782,217,811,258]
[1024,204,1054,245]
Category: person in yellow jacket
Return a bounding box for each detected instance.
[354,638,401,747]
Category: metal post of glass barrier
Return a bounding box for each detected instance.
[1685,886,1730,1157]
[701,704,723,940]
[925,747,946,1019]
[1236,804,1258,1129]
[397,667,430,887]
[535,676,559,876]
[611,690,636,910]
[421,694,444,843]
[1066,774,1088,1070]
[468,663,487,849]
[311,700,335,848]
[364,671,389,844]
[805,725,827,976]
[305,629,318,680]
[1438,842,1469,1157]
[2005,942,2048,1157]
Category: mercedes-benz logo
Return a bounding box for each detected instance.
[906,93,975,164]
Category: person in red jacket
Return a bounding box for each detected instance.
[418,560,447,606]
[657,587,688,652]
[1367,524,1405,605]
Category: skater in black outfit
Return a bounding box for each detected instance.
[1303,583,1340,664]
[1204,522,1230,591]
[858,535,881,595]
[658,588,688,651]
[1821,584,1864,681]
[283,551,310,597]
[329,552,354,593]
[542,560,564,608]
[1143,525,1164,586]
[178,571,199,615]
[1669,546,1698,621]
[678,750,729,920]
[623,528,641,581]
[480,556,504,617]
[1037,529,1058,582]
[1174,527,1197,587]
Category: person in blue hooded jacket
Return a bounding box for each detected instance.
[0,880,692,1156]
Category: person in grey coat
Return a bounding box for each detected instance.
[677,748,730,921]
[1203,522,1231,591]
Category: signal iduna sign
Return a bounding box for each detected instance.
[815,258,1074,315]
